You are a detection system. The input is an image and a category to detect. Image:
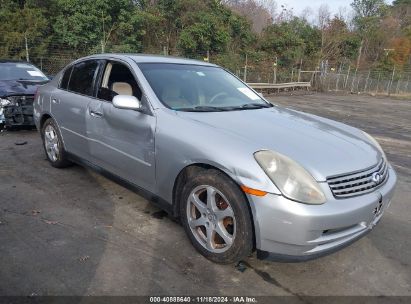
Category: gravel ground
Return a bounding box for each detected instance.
[0,93,410,297]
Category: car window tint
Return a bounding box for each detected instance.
[60,67,72,90]
[68,61,99,96]
[97,62,142,102]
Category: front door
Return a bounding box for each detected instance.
[87,61,156,192]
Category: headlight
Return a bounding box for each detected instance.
[362,131,386,160]
[0,98,11,107]
[254,150,326,204]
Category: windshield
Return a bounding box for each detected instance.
[0,62,48,81]
[138,63,271,111]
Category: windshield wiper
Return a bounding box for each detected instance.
[17,78,47,82]
[176,106,226,112]
[243,103,272,108]
[233,103,273,110]
[175,103,272,112]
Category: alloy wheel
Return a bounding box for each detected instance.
[44,124,60,162]
[186,185,236,253]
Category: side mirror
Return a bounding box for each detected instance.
[113,95,141,110]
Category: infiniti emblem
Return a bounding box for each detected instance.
[371,172,382,184]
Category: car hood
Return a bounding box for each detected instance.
[0,79,48,98]
[176,106,381,181]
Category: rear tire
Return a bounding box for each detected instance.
[41,118,72,168]
[180,169,253,264]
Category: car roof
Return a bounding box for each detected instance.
[82,53,218,67]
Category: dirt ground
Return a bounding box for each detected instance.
[0,93,410,297]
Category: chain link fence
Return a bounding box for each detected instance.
[2,36,411,97]
[318,67,411,97]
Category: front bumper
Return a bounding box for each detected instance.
[2,95,35,127]
[248,165,397,261]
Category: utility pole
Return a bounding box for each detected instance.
[24,33,29,62]
[101,11,105,53]
[298,58,302,82]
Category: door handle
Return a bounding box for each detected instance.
[51,98,60,104]
[90,110,103,117]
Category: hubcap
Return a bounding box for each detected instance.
[44,125,59,162]
[186,185,236,253]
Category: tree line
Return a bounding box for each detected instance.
[0,0,410,75]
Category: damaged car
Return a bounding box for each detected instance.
[0,60,49,128]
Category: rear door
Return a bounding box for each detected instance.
[86,60,156,192]
[51,59,102,159]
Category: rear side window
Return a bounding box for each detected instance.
[67,60,99,96]
[60,67,72,90]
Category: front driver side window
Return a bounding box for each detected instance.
[97,62,142,102]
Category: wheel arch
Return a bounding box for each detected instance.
[39,113,66,148]
[39,113,53,131]
[171,163,257,250]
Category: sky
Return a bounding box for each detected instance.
[277,0,394,17]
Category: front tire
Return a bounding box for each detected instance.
[180,169,253,264]
[41,118,72,168]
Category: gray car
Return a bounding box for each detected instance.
[33,54,397,263]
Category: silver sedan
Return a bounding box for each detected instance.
[33,54,397,263]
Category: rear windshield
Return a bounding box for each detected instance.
[0,62,48,81]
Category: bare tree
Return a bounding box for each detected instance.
[300,7,314,23]
[225,0,277,33]
[351,0,386,69]
[275,4,294,23]
[337,6,352,24]
[317,4,331,59]
[260,0,277,20]
[351,0,385,18]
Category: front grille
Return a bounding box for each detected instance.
[327,158,388,198]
